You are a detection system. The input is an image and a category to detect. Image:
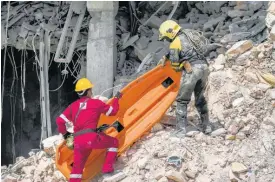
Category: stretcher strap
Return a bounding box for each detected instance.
[60,114,70,123]
[106,106,113,116]
[73,128,96,137]
[70,174,82,178]
[107,148,118,152]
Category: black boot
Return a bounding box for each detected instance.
[172,103,187,138]
[200,113,212,134]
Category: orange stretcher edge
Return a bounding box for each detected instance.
[55,62,181,181]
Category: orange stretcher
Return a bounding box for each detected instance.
[55,62,181,181]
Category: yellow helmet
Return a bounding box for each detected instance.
[75,78,94,92]
[159,20,181,41]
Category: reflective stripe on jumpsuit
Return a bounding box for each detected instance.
[56,97,120,182]
[70,132,119,182]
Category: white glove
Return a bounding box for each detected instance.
[157,56,167,67]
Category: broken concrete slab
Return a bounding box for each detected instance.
[147,15,163,29]
[248,1,263,12]
[158,176,168,182]
[221,32,251,44]
[102,172,126,182]
[166,170,187,182]
[134,41,165,61]
[135,36,150,50]
[121,35,139,50]
[211,128,227,136]
[226,40,253,58]
[266,12,275,29]
[214,54,226,65]
[203,16,226,32]
[160,115,177,126]
[229,169,240,182]
[232,97,244,107]
[228,10,253,18]
[231,162,248,173]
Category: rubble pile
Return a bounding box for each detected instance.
[94,39,275,182]
[2,39,274,182]
[1,1,275,182]
[1,1,90,52]
[1,135,66,182]
[1,151,66,182]
[113,1,275,88]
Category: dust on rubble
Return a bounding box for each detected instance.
[2,1,275,182]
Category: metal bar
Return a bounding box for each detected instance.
[39,30,47,140]
[44,31,52,137]
[54,2,74,61]
[65,5,85,63]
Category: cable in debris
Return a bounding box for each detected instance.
[167,1,179,20]
[21,48,26,111]
[141,2,169,27]
[1,1,10,122]
[100,84,125,97]
[49,74,66,92]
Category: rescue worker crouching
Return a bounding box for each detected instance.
[158,20,212,137]
[56,78,122,182]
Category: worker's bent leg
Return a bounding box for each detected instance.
[194,64,212,133]
[69,144,90,182]
[175,71,197,135]
[87,133,119,173]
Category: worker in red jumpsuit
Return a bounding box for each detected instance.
[56,78,122,182]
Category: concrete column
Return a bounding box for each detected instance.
[86,2,118,98]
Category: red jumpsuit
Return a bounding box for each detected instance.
[56,96,119,182]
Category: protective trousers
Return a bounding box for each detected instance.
[69,133,119,182]
[175,63,209,132]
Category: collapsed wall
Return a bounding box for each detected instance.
[1,1,275,182]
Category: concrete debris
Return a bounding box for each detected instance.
[2,2,90,52]
[266,12,275,29]
[165,170,187,182]
[215,54,226,65]
[147,15,163,29]
[135,36,150,50]
[211,128,227,136]
[158,176,168,182]
[185,170,196,179]
[225,134,236,140]
[229,169,240,182]
[102,172,126,182]
[151,123,164,133]
[120,35,139,50]
[270,25,275,41]
[232,97,244,107]
[2,2,275,182]
[137,156,149,169]
[226,40,253,59]
[2,142,66,181]
[268,89,275,100]
[231,162,248,173]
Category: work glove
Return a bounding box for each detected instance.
[157,56,167,67]
[96,124,110,133]
[114,91,122,99]
[63,132,72,139]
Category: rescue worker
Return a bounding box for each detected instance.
[56,78,122,182]
[158,20,212,137]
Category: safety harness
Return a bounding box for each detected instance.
[65,98,124,149]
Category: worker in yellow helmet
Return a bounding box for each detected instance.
[56,78,122,182]
[158,20,212,137]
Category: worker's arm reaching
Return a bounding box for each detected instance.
[56,104,73,135]
[100,92,122,116]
